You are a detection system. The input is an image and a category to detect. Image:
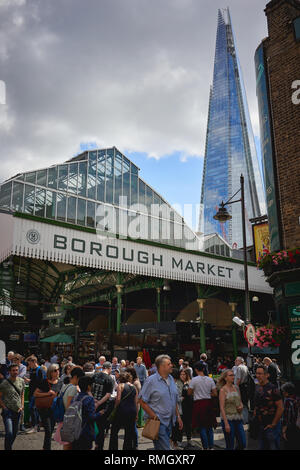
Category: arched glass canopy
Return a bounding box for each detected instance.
[0,147,200,250]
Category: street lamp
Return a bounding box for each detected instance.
[214,174,252,368]
[213,174,251,325]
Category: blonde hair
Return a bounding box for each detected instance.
[217,369,232,390]
[47,363,59,380]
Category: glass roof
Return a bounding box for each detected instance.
[0,147,200,250]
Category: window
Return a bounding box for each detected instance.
[67,196,76,224]
[78,162,87,197]
[34,188,46,217]
[36,169,47,187]
[57,193,66,221]
[24,185,35,214]
[58,165,68,191]
[0,182,12,209]
[77,198,86,226]
[48,167,57,189]
[86,201,95,227]
[12,182,24,211]
[68,163,78,194]
[45,191,56,219]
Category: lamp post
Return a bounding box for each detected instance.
[214,174,252,365]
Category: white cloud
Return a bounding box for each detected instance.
[0,0,268,183]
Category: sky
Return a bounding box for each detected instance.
[0,0,269,230]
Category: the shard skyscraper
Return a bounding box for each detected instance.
[199,8,266,249]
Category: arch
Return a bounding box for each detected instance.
[126,308,157,324]
[176,298,232,329]
[86,314,108,332]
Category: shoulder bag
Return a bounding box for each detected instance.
[35,380,56,410]
[107,385,135,424]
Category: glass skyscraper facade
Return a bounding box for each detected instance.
[199,8,266,249]
[0,147,199,250]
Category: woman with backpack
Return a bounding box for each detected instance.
[70,375,101,450]
[54,367,85,450]
[33,363,62,450]
[109,372,138,450]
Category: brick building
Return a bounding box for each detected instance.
[255,0,300,384]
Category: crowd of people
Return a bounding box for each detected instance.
[0,350,299,451]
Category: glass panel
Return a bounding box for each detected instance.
[86,201,95,227]
[24,185,35,214]
[0,182,12,209]
[34,188,46,217]
[12,182,24,211]
[87,158,96,200]
[131,163,138,175]
[68,163,78,194]
[131,174,138,205]
[15,174,24,181]
[45,190,56,219]
[78,161,87,197]
[25,172,36,184]
[77,198,86,226]
[114,151,122,206]
[145,186,153,210]
[58,165,68,191]
[48,167,57,189]
[36,169,47,187]
[57,193,66,221]
[67,196,76,224]
[96,156,105,202]
[123,164,130,207]
[139,180,145,209]
[105,150,114,204]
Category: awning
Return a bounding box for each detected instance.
[40,333,74,344]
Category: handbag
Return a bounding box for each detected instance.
[35,394,55,409]
[35,380,56,410]
[142,416,160,441]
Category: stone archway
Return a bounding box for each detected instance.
[176,298,232,329]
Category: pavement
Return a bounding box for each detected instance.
[0,418,260,451]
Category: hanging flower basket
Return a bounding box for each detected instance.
[254,324,286,349]
[257,248,300,276]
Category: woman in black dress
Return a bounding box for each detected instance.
[109,372,138,450]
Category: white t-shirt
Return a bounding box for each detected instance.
[189,375,216,400]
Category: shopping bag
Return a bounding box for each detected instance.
[142,416,160,441]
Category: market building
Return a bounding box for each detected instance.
[255,0,300,384]
[0,147,274,364]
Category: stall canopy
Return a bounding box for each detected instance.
[40,333,74,344]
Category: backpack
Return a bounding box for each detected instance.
[51,384,72,423]
[60,394,88,443]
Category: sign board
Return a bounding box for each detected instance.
[253,223,270,263]
[289,305,300,380]
[255,44,281,251]
[8,216,273,294]
[42,311,65,321]
[244,324,256,347]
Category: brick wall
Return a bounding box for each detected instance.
[264,0,300,249]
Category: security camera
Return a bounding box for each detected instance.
[232,316,245,327]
